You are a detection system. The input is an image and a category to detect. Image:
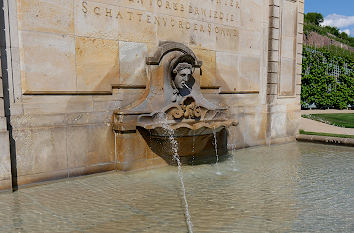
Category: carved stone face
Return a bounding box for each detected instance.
[174,68,192,89]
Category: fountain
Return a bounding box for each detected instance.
[113,42,238,164]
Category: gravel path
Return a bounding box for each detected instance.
[300,110,354,135]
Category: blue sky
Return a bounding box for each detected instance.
[305,0,354,36]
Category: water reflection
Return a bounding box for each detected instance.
[0,142,353,232]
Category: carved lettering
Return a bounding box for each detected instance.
[200,24,205,32]
[116,11,123,19]
[162,17,167,26]
[94,7,100,15]
[80,0,240,40]
[127,11,133,20]
[178,21,183,29]
[154,16,160,25]
[82,1,88,14]
[146,15,151,23]
[186,22,190,29]
[106,8,112,17]
[137,13,143,21]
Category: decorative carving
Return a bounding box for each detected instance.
[113,41,236,133]
[169,54,199,103]
[168,97,202,119]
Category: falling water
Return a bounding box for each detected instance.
[191,131,195,165]
[212,128,222,175]
[156,113,193,233]
[114,132,118,171]
[230,144,238,172]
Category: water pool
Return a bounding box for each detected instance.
[0,142,353,232]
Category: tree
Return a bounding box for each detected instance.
[324,26,340,37]
[305,12,324,26]
[340,31,349,40]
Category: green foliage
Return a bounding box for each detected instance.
[303,13,354,48]
[301,45,354,109]
[302,113,354,128]
[304,12,324,26]
[324,25,340,37]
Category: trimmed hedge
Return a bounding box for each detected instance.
[301,46,354,109]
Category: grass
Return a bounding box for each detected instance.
[299,129,354,139]
[302,113,354,128]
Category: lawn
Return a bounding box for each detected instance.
[302,113,354,128]
[299,129,354,139]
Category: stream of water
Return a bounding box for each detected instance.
[156,113,193,233]
[212,128,222,175]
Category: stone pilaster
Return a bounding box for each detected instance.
[296,0,305,102]
[266,0,304,143]
[267,0,281,105]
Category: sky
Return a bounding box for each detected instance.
[305,0,354,36]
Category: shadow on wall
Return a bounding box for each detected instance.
[0,0,18,191]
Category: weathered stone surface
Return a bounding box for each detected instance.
[216,53,260,92]
[17,0,74,34]
[76,37,119,91]
[216,52,239,92]
[19,31,76,93]
[192,48,216,87]
[118,41,148,85]
[239,56,261,91]
[0,131,11,182]
[74,0,119,40]
[21,96,94,114]
[13,127,67,176]
[0,82,3,98]
[0,100,4,116]
[279,58,295,96]
[278,0,298,97]
[67,124,115,169]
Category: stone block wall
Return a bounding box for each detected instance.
[0,0,304,189]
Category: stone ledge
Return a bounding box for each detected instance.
[10,111,113,129]
[17,162,115,188]
[296,134,354,147]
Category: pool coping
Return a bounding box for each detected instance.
[296,134,354,147]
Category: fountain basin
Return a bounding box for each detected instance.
[137,126,229,165]
[113,42,238,167]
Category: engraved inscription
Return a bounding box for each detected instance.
[80,0,240,40]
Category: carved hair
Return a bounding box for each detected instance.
[173,62,193,75]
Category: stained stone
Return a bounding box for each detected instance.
[0,0,303,189]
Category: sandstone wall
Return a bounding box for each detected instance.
[0,0,304,189]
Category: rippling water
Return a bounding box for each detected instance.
[0,142,353,232]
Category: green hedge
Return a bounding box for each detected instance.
[301,46,354,109]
